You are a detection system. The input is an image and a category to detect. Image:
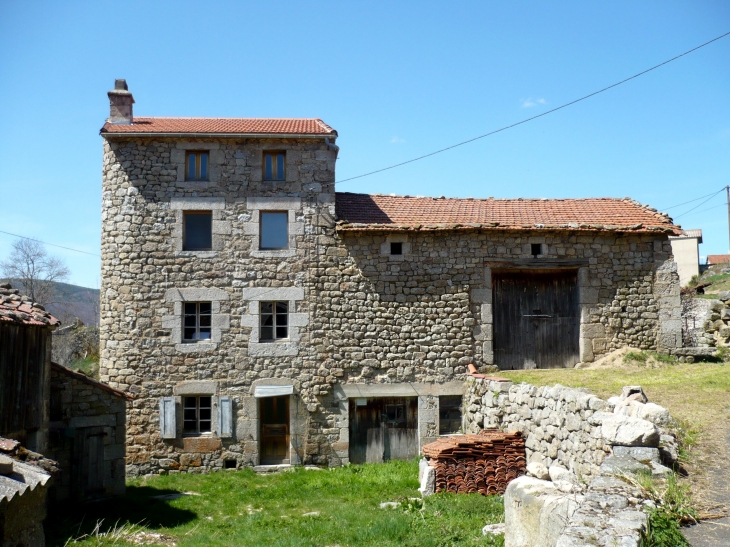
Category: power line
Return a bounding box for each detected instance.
[0,229,100,257]
[337,30,730,184]
[660,189,728,211]
[673,188,726,219]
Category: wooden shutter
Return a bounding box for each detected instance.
[218,396,233,438]
[160,397,177,439]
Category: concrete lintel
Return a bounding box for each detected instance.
[242,287,304,301]
[247,197,302,211]
[69,414,116,428]
[165,287,230,302]
[338,381,464,399]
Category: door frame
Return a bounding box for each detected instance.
[258,395,291,465]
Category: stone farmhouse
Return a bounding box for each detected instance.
[99,80,682,475]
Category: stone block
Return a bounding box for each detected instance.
[183,437,222,453]
[504,476,582,547]
[601,414,659,447]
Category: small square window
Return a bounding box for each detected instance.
[183,396,212,434]
[390,242,403,255]
[183,302,212,342]
[263,151,286,181]
[260,301,288,341]
[183,211,212,251]
[531,243,542,257]
[385,404,406,423]
[260,211,289,250]
[185,151,209,181]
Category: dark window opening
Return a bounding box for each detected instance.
[439,395,462,435]
[185,151,209,181]
[183,396,212,434]
[183,302,212,342]
[260,211,289,250]
[224,459,237,469]
[384,404,406,423]
[183,211,212,251]
[260,301,288,341]
[531,243,542,257]
[390,242,403,255]
[263,151,286,181]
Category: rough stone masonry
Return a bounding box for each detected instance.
[98,81,682,475]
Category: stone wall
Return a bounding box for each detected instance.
[47,364,127,500]
[100,133,681,475]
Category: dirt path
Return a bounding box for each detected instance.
[683,429,730,546]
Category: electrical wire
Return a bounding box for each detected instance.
[336,30,730,184]
[660,189,728,211]
[0,229,100,257]
[673,188,726,220]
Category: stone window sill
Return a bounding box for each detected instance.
[248,341,298,357]
[176,251,218,258]
[251,249,296,258]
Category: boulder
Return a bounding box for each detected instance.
[601,414,659,447]
[548,465,575,484]
[600,455,650,475]
[504,476,582,547]
[621,386,648,404]
[527,461,550,480]
[611,446,660,465]
[636,403,672,427]
[482,523,505,536]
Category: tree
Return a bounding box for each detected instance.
[0,239,70,307]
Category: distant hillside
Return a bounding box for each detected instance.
[1,279,99,326]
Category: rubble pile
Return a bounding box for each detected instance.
[422,430,525,495]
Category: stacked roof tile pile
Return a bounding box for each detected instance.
[422,430,526,495]
[0,283,59,327]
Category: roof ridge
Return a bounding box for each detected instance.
[133,116,323,120]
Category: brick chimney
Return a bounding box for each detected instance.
[107,79,134,124]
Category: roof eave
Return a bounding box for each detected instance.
[335,222,680,235]
[100,130,336,139]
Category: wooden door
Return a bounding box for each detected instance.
[259,396,290,464]
[72,426,106,499]
[493,270,580,369]
[348,397,418,464]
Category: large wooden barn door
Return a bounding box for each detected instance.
[493,270,579,369]
[348,397,418,464]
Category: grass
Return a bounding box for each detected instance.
[47,459,504,547]
[68,356,100,378]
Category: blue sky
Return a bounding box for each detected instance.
[0,1,728,288]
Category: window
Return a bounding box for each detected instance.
[439,395,462,435]
[531,243,542,257]
[260,301,288,341]
[260,211,289,250]
[183,302,212,341]
[390,242,403,255]
[183,396,212,434]
[385,404,406,423]
[263,151,286,181]
[186,151,209,181]
[183,211,212,250]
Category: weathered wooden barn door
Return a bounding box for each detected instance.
[493,270,579,369]
[348,397,418,464]
[72,426,106,499]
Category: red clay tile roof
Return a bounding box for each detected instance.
[707,254,730,265]
[0,284,59,328]
[101,117,336,136]
[335,193,680,234]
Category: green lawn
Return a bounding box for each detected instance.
[47,459,504,547]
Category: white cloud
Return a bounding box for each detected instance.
[390,136,406,144]
[521,97,546,108]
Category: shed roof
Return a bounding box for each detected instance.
[707,254,730,265]
[100,117,336,137]
[335,193,680,234]
[0,284,59,328]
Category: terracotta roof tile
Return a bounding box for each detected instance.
[0,284,59,328]
[335,193,679,234]
[707,254,730,265]
[101,117,336,136]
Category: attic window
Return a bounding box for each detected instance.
[264,151,286,181]
[185,151,209,181]
[390,242,403,255]
[531,244,542,257]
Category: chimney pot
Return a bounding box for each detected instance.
[107,79,135,125]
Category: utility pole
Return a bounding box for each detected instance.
[727,185,730,253]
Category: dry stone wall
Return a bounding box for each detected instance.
[100,134,681,476]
